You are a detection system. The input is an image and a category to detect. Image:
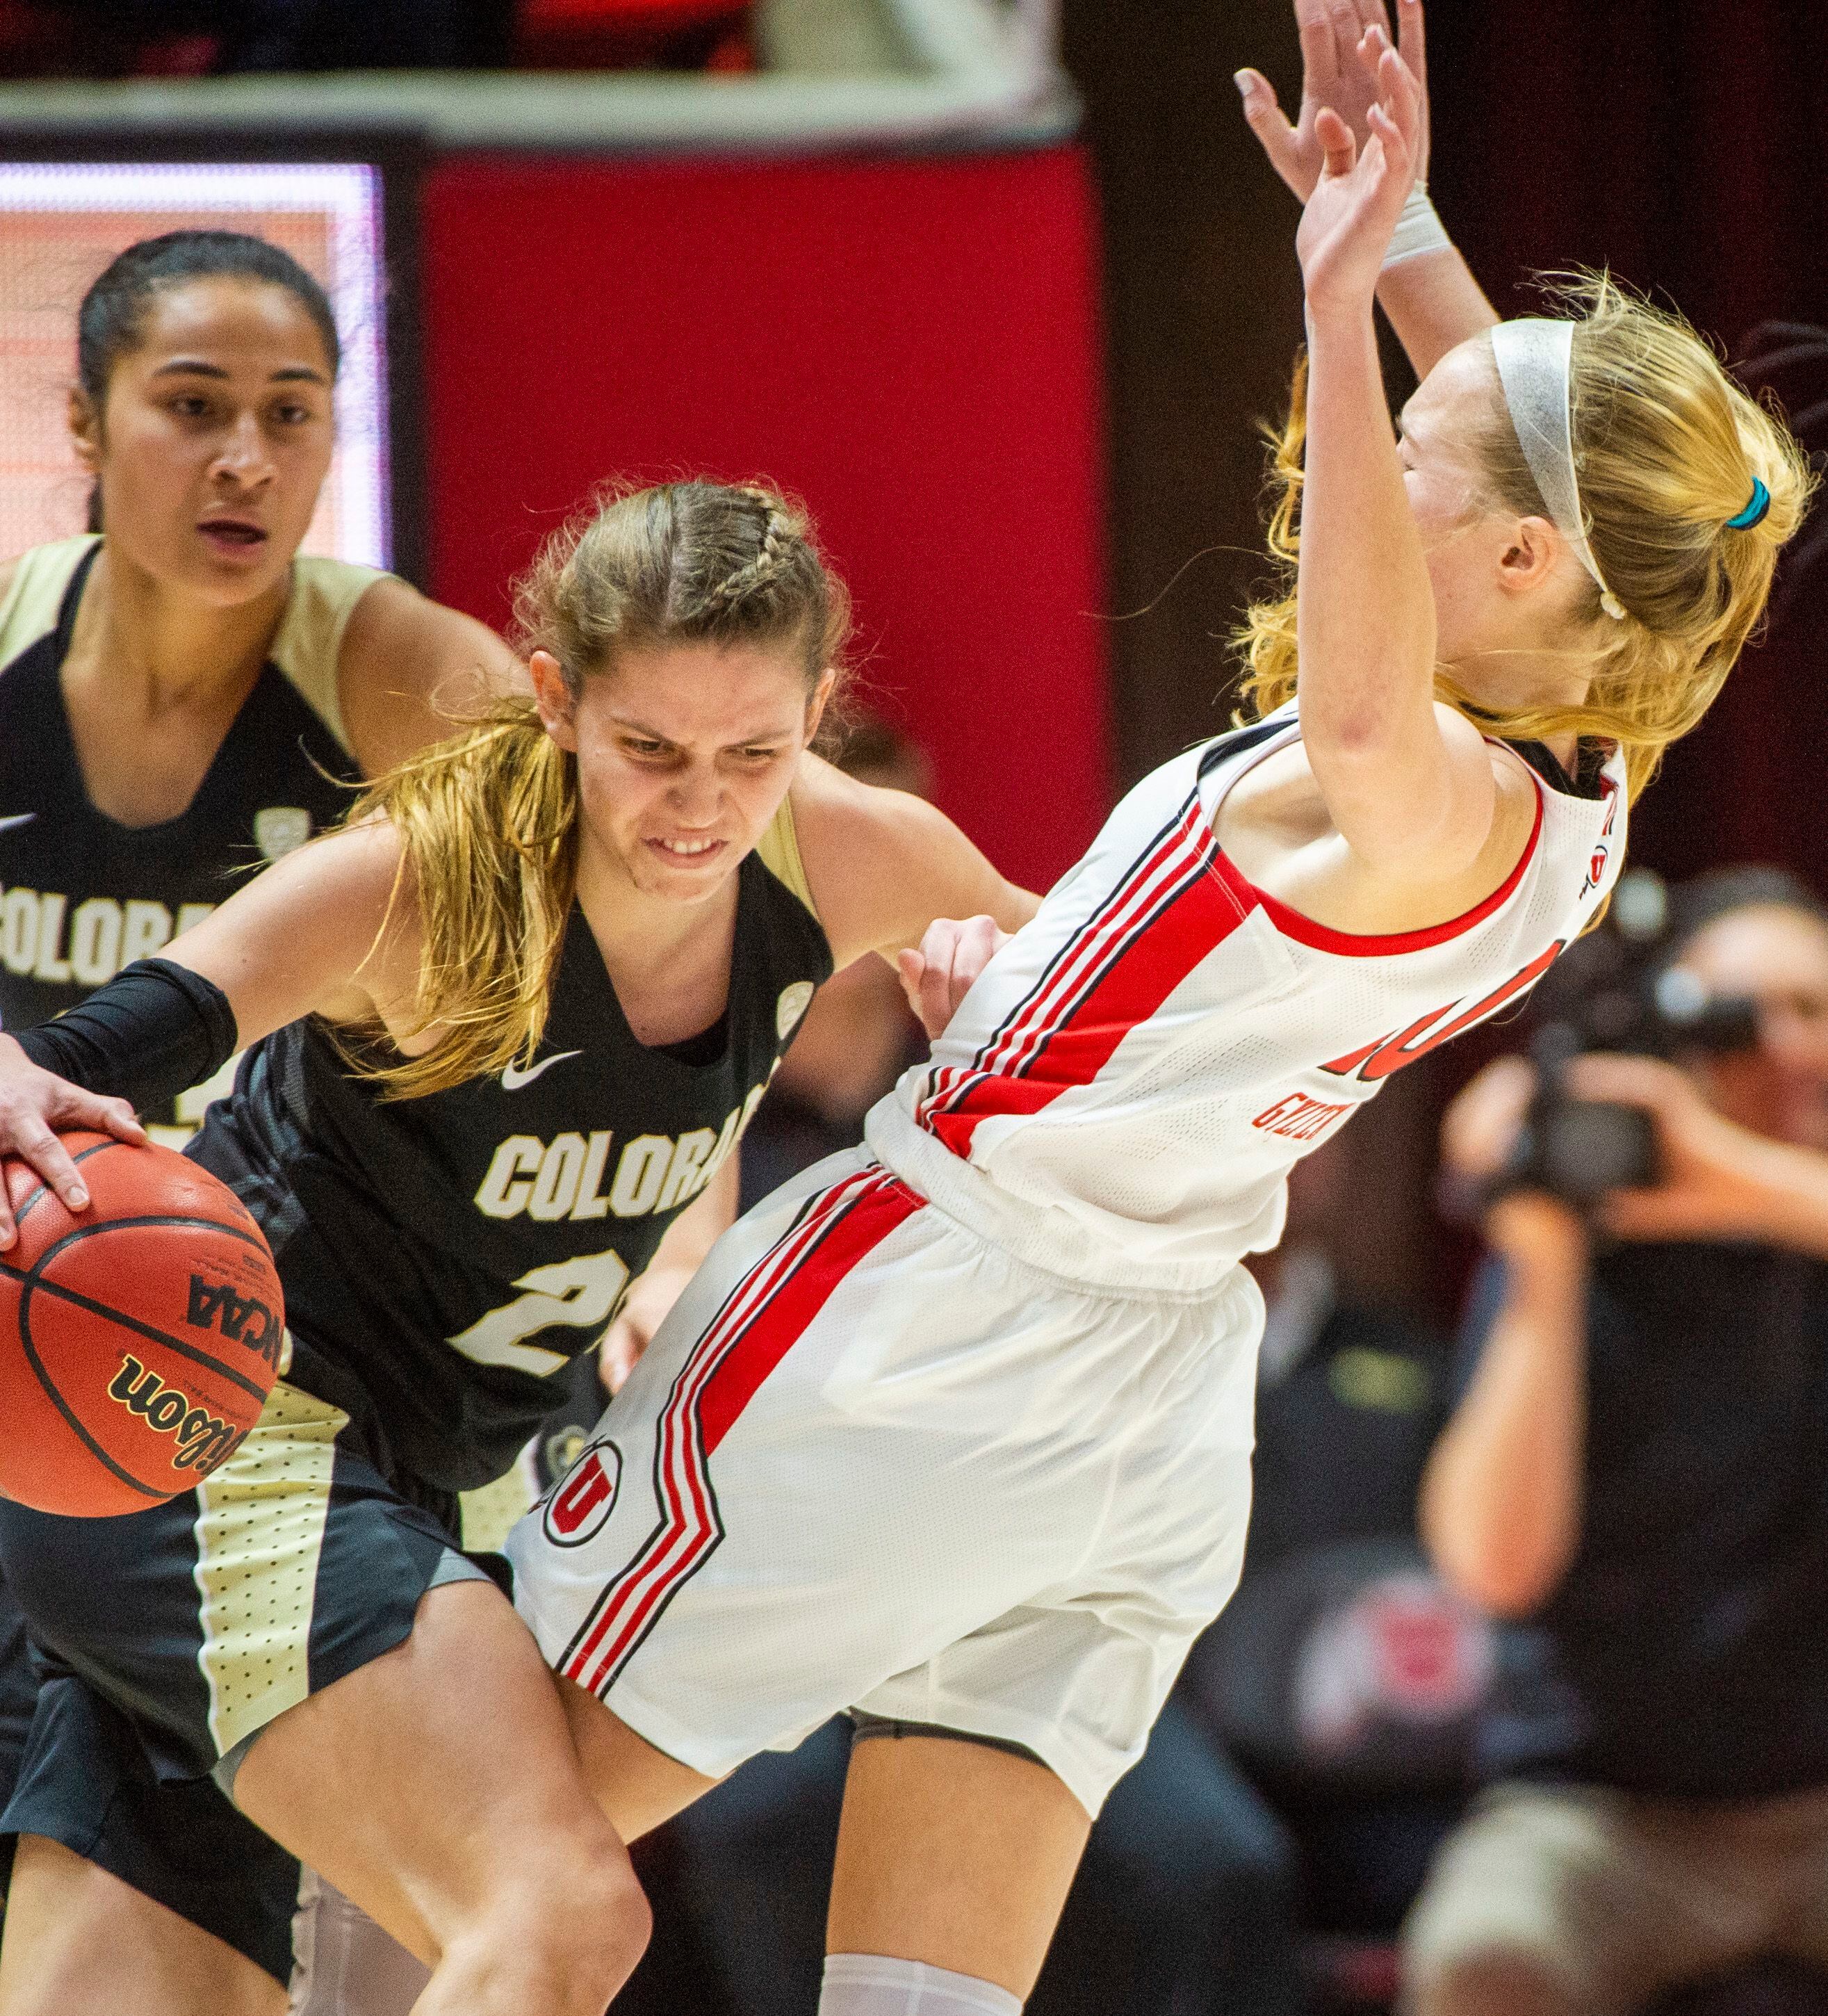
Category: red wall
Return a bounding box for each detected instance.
[419,145,1108,895]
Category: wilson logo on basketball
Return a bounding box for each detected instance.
[106,1356,245,1475]
[542,1438,623,1547]
[186,1274,283,1372]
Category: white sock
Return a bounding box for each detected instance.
[820,1952,1023,2015]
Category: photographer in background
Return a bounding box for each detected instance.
[1404,867,1828,2016]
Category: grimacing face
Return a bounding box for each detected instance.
[532,640,831,907]
[73,275,335,607]
[1674,903,1828,1150]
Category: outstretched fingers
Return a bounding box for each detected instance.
[1294,0,1340,86]
[1235,67,1301,180]
[1396,0,1428,95]
[1314,104,1359,181]
[1376,38,1421,154]
[0,1118,87,1244]
[0,1082,145,1248]
[1363,8,1429,170]
[1325,0,1364,66]
[79,1091,146,1149]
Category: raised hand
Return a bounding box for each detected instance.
[1238,0,1431,204]
[1295,33,1421,315]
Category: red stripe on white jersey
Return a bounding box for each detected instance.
[561,1166,923,1697]
[916,799,1209,1135]
[922,799,1247,1160]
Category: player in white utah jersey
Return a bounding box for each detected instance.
[499,9,1809,2016]
[870,704,1624,1298]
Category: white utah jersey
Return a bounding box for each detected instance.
[868,706,1625,1294]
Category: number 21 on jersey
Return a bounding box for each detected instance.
[446,1249,633,1376]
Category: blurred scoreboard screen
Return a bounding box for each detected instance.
[0,161,392,567]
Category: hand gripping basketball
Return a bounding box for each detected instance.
[0,1132,285,1516]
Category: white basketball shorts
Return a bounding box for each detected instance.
[505,1150,1263,1814]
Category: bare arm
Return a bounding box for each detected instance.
[1421,1201,1590,1616]
[1418,1059,1590,1616]
[0,821,407,1237]
[1237,0,1497,380]
[140,820,409,1048]
[787,753,1039,972]
[1375,243,1499,384]
[1293,43,1515,881]
[337,576,528,779]
[599,1153,739,1392]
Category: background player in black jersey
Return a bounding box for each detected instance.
[0,229,523,2016]
[0,477,1036,2016]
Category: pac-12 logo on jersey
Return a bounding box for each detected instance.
[543,1438,623,1546]
[254,806,311,861]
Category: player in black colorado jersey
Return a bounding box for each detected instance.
[0,231,520,2015]
[0,477,1036,2016]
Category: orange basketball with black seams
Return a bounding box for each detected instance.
[0,1132,284,1516]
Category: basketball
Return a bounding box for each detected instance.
[0,1132,284,1518]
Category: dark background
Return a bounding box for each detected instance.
[1060,0,1828,1309]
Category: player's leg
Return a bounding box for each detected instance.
[824,1732,1091,2008]
[807,1266,1265,2015]
[0,1668,304,2015]
[232,1577,655,2016]
[280,1684,713,2016]
[0,1835,281,2016]
[289,1871,433,2016]
[512,1169,1262,2016]
[555,1675,721,1837]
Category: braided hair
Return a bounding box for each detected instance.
[515,478,849,697]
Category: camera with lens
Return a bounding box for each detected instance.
[1494,870,1761,1210]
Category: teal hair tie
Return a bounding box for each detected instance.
[1727,478,1770,530]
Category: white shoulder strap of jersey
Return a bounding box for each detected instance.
[270,556,393,755]
[756,790,819,922]
[0,535,99,672]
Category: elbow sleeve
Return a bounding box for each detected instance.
[13,959,239,1112]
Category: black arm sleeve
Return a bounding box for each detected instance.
[12,959,238,1112]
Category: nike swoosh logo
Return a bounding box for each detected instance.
[0,813,34,834]
[501,1049,583,1091]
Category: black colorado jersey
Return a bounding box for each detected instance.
[193,820,833,1494]
[0,538,372,1135]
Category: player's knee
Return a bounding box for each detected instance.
[436,1850,649,2016]
[521,1837,652,1987]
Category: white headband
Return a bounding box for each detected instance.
[1489,318,1626,621]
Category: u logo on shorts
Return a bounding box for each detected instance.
[542,1439,623,1547]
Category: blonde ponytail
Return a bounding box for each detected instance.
[334,706,577,1100]
[1236,275,1815,799]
